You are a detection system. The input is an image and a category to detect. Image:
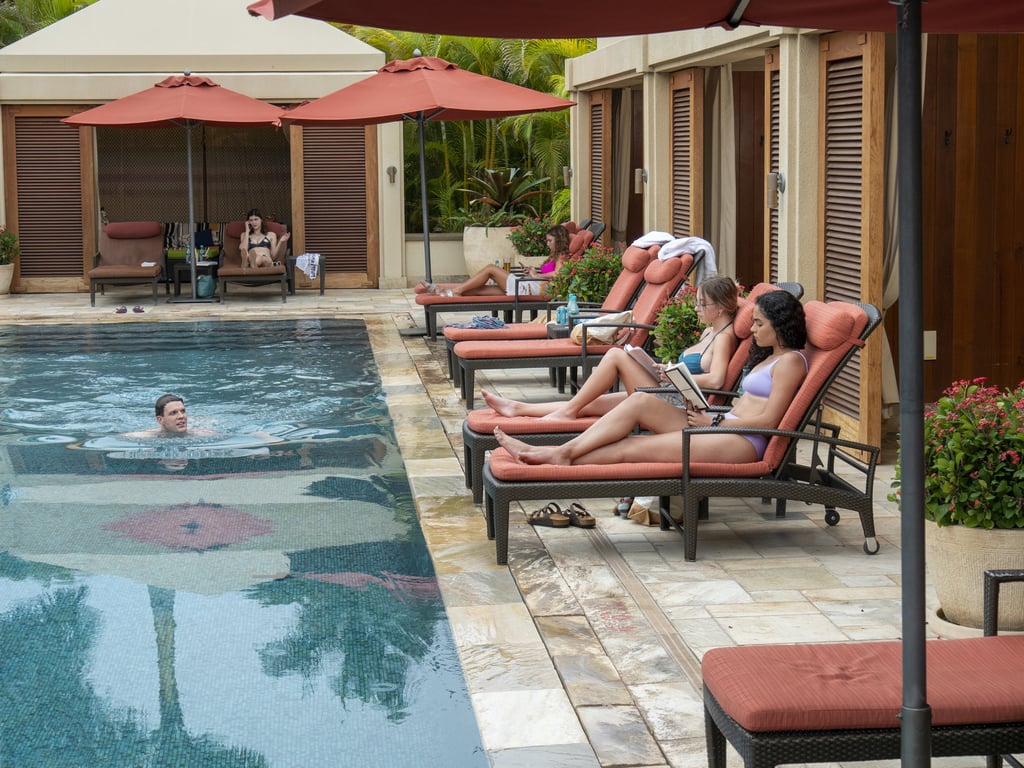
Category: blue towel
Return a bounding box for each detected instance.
[448,316,506,330]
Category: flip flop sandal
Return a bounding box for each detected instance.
[114,306,127,314]
[132,305,145,313]
[567,502,596,528]
[527,502,570,528]
[614,497,633,516]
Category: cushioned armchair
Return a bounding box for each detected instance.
[217,220,293,302]
[88,221,165,306]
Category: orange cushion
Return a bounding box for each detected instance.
[805,301,858,350]
[703,636,1024,732]
[645,254,689,285]
[416,293,548,306]
[466,409,599,435]
[486,447,770,480]
[104,221,162,239]
[454,338,616,360]
[443,324,550,342]
[621,245,653,273]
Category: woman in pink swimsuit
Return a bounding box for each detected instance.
[494,290,808,466]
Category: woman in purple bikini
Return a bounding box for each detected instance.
[494,290,808,466]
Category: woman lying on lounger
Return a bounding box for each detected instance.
[494,290,807,466]
[416,224,570,297]
[482,275,740,421]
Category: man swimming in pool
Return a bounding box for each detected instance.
[155,393,189,434]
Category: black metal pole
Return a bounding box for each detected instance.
[417,115,432,283]
[896,1,930,766]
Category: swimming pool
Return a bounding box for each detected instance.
[0,319,487,767]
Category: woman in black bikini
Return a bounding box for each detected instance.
[241,209,289,269]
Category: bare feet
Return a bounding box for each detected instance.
[494,428,570,465]
[539,406,578,421]
[482,389,526,417]
[414,282,432,294]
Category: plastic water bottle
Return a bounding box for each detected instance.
[566,293,579,319]
[556,306,568,324]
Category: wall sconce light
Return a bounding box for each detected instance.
[633,168,647,195]
[562,165,573,186]
[386,166,397,184]
[766,171,786,209]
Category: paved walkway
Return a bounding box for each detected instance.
[0,287,965,768]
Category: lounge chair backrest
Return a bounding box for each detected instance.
[220,220,288,268]
[568,229,594,258]
[620,251,693,347]
[598,244,657,311]
[760,300,879,470]
[99,221,163,266]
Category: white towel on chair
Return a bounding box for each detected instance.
[296,253,320,280]
[658,236,717,283]
[631,231,674,248]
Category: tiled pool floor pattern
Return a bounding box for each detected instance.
[0,290,983,768]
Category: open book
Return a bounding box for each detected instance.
[625,344,710,410]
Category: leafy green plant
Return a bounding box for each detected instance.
[888,378,1024,528]
[506,216,553,259]
[0,225,19,265]
[652,285,703,363]
[457,168,550,225]
[547,245,622,302]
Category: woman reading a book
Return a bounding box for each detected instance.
[481,275,740,421]
[494,290,807,466]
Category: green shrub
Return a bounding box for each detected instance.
[652,284,703,363]
[506,216,553,259]
[547,245,622,302]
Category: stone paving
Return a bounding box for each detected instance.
[0,286,978,768]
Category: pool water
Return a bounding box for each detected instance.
[0,319,487,768]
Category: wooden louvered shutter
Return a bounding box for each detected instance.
[670,69,704,237]
[294,125,377,288]
[818,32,884,450]
[5,109,87,286]
[588,91,612,242]
[765,50,781,282]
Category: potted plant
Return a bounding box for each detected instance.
[651,284,703,363]
[546,244,622,303]
[889,377,1024,631]
[506,216,554,261]
[0,224,19,296]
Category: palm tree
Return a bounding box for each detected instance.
[0,0,96,47]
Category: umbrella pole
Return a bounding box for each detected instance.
[418,115,432,283]
[188,121,198,299]
[895,2,930,766]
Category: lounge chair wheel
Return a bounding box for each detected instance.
[863,537,880,555]
[824,508,840,526]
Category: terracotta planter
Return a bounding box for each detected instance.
[926,521,1024,631]
[461,226,518,276]
[0,263,12,296]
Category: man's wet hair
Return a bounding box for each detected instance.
[155,393,184,417]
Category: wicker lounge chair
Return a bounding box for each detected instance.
[458,281,801,503]
[442,243,665,382]
[415,228,595,340]
[453,251,695,409]
[480,298,882,565]
[216,220,292,302]
[702,569,1024,768]
[88,221,166,306]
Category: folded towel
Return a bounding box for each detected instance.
[658,236,718,283]
[296,253,320,280]
[631,231,675,248]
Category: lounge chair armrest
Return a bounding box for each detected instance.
[93,251,102,267]
[984,569,1024,636]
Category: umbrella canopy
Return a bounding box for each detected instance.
[247,0,1021,37]
[245,2,1024,767]
[282,56,573,283]
[64,74,285,301]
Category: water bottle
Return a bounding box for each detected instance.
[566,293,579,320]
[556,306,568,324]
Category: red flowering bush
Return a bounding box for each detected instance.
[546,245,622,302]
[652,284,702,363]
[890,378,1024,528]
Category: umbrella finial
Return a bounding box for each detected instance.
[184,68,191,77]
[413,48,421,57]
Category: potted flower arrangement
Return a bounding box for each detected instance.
[546,245,622,302]
[506,216,553,261]
[0,224,18,295]
[889,377,1024,631]
[651,284,703,362]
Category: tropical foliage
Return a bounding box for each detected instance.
[506,216,553,259]
[0,0,95,47]
[889,378,1024,529]
[547,245,622,302]
[0,225,18,265]
[455,167,549,226]
[652,285,703,363]
[339,29,595,232]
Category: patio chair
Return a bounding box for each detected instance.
[216,220,292,302]
[479,297,883,565]
[453,251,695,409]
[88,221,166,306]
[441,242,663,382]
[415,228,595,340]
[458,281,801,503]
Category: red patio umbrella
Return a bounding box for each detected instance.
[280,56,574,283]
[245,3,1024,766]
[64,73,285,302]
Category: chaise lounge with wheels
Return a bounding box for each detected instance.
[88,221,166,306]
[216,220,292,302]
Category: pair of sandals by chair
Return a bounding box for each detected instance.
[527,501,595,528]
[114,305,144,314]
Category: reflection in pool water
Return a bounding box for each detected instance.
[0,320,487,768]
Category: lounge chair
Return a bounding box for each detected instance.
[453,251,696,409]
[441,243,662,382]
[216,220,292,302]
[480,298,883,565]
[458,281,801,503]
[415,228,595,340]
[88,221,166,306]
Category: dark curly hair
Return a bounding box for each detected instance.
[748,290,806,368]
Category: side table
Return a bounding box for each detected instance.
[547,323,573,392]
[174,261,218,297]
